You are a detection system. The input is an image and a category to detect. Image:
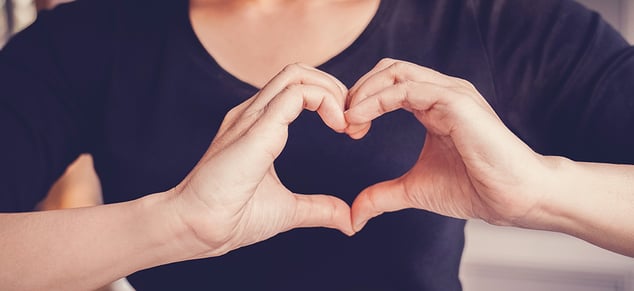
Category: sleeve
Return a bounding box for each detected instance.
[471,0,634,164]
[0,0,115,212]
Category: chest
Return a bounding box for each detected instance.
[188,0,380,87]
[91,1,497,204]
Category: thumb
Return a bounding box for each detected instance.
[290,193,355,236]
[351,179,411,232]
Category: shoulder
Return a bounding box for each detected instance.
[5,0,175,50]
[467,0,594,22]
[466,0,610,45]
[28,0,174,42]
[1,0,179,93]
[465,0,629,94]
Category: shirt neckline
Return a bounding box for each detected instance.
[181,0,392,92]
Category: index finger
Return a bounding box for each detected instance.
[249,63,348,114]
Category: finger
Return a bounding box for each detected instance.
[344,59,397,138]
[268,166,283,185]
[308,66,349,107]
[213,62,347,152]
[346,61,457,138]
[206,98,263,158]
[248,63,347,114]
[217,98,255,134]
[346,81,457,135]
[347,81,519,168]
[256,83,348,134]
[347,58,397,104]
[231,83,348,172]
[344,124,372,140]
[276,84,348,132]
[212,70,346,153]
[290,193,354,236]
[349,61,454,109]
[349,60,494,120]
[350,179,411,232]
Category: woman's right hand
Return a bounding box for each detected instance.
[345,59,634,257]
[173,64,354,259]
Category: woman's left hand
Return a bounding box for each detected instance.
[345,59,552,231]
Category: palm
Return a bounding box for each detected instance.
[225,170,298,249]
[183,126,351,257]
[345,58,549,230]
[400,133,483,220]
[178,63,354,257]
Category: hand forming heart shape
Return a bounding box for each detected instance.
[173,58,548,258]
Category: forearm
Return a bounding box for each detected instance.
[530,156,634,256]
[0,191,202,290]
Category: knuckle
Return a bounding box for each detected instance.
[397,80,415,97]
[281,84,304,98]
[449,86,476,102]
[364,192,381,212]
[285,83,303,91]
[378,58,396,66]
[224,98,253,120]
[390,61,408,71]
[454,77,477,90]
[260,101,274,116]
[282,63,304,75]
[224,106,241,120]
[387,62,409,82]
[399,79,416,88]
[225,106,254,125]
[324,200,338,224]
[243,102,264,119]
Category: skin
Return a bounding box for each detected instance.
[344,58,634,257]
[189,0,381,87]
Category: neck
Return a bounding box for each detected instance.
[191,0,341,10]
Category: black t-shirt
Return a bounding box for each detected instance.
[1,0,633,290]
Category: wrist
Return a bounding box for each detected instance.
[517,155,599,237]
[167,184,239,259]
[515,156,634,256]
[511,155,572,231]
[134,189,211,263]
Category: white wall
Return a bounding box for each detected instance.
[577,0,634,42]
[461,221,634,291]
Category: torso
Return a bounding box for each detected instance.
[19,0,632,291]
[189,0,380,87]
[103,1,480,289]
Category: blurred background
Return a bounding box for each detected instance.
[0,0,71,47]
[1,1,633,290]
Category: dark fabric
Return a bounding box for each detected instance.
[1,0,633,290]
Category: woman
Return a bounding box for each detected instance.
[1,0,633,290]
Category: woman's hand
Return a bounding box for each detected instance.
[175,64,354,258]
[345,59,553,231]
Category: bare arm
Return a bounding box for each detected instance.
[536,158,634,256]
[0,193,194,290]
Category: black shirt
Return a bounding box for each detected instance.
[1,0,633,290]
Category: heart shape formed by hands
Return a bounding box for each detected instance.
[344,58,545,232]
[177,58,546,257]
[175,63,354,257]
